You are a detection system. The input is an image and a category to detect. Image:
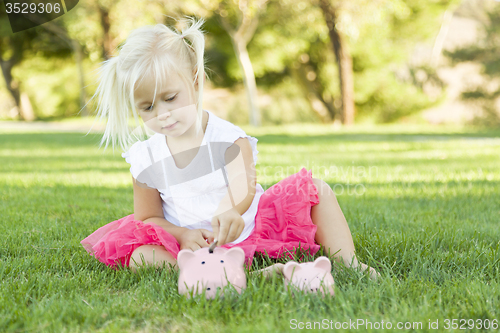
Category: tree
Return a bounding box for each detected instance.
[21,13,89,116]
[445,1,500,126]
[196,0,339,123]
[199,0,269,127]
[316,0,354,125]
[0,10,40,120]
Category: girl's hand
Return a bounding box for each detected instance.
[178,229,214,252]
[211,208,245,246]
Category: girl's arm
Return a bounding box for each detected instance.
[212,138,256,245]
[132,176,214,250]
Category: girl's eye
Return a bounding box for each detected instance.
[142,94,177,112]
[166,94,177,102]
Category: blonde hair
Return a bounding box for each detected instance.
[88,16,208,152]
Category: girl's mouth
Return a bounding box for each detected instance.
[163,122,178,129]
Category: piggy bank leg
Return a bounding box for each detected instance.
[129,245,177,272]
[252,263,285,279]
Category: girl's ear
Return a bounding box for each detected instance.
[194,71,206,90]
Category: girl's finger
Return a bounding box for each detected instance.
[198,241,209,248]
[200,229,215,243]
[197,236,210,248]
[225,221,240,244]
[236,223,245,241]
[211,217,220,242]
[228,219,246,244]
[217,221,230,246]
[190,243,201,252]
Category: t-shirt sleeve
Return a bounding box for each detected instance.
[121,141,157,189]
[224,127,259,166]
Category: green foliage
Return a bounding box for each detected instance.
[249,0,323,80]
[0,0,460,123]
[445,2,500,127]
[258,77,319,125]
[1,125,500,331]
[356,68,442,123]
[245,0,454,123]
[203,16,239,87]
[347,0,455,122]
[12,56,87,119]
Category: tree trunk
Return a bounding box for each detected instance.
[0,39,28,120]
[20,92,36,121]
[431,9,453,68]
[318,0,355,125]
[98,5,112,60]
[0,62,20,117]
[214,0,269,127]
[72,40,89,116]
[232,40,261,126]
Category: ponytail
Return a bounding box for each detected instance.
[178,16,208,137]
[87,56,134,152]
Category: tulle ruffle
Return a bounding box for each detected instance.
[227,167,320,265]
[80,167,320,269]
[81,215,179,269]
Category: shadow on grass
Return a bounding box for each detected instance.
[2,130,500,151]
[253,130,500,145]
[0,132,104,149]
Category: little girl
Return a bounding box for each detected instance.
[80,17,379,279]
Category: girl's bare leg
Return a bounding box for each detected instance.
[129,245,178,272]
[310,178,379,279]
[252,177,379,280]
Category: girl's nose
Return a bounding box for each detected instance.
[157,107,171,121]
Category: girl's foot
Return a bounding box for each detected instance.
[358,262,381,280]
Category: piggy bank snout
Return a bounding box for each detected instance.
[177,247,247,299]
[203,282,224,299]
[295,273,331,291]
[301,275,324,292]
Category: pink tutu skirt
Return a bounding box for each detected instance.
[81,167,320,269]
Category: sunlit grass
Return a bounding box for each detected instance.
[1,124,499,332]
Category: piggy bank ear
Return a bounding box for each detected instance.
[283,261,301,280]
[313,256,331,273]
[177,249,196,271]
[224,247,245,266]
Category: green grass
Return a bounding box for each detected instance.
[1,124,499,332]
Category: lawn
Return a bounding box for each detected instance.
[1,124,499,332]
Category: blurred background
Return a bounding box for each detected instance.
[1,0,500,128]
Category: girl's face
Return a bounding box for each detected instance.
[134,70,199,138]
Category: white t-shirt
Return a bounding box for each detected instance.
[121,109,264,244]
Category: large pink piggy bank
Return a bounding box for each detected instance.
[177,247,247,299]
[283,257,335,296]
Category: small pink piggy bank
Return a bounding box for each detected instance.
[177,247,247,299]
[283,256,335,296]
